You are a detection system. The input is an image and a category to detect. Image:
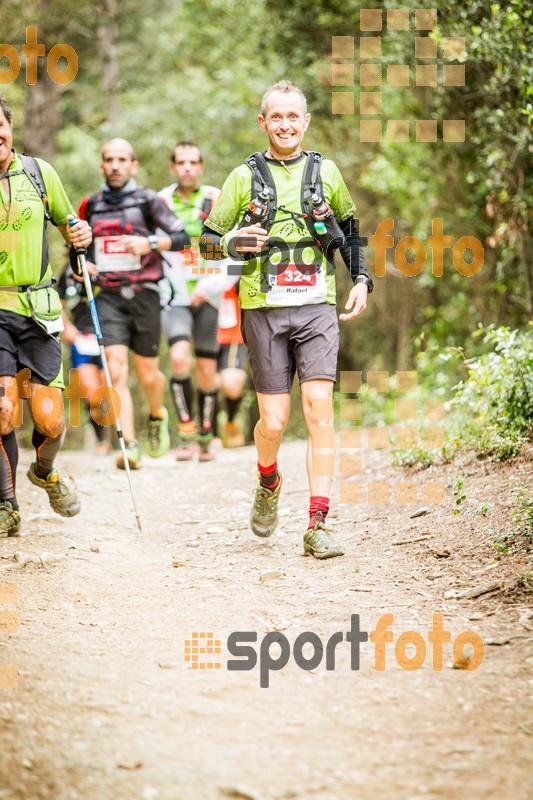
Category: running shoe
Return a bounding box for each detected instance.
[0,501,21,537]
[175,422,198,462]
[250,472,282,537]
[116,440,141,470]
[27,463,81,517]
[222,420,245,449]
[146,408,170,458]
[198,432,215,462]
[303,516,345,559]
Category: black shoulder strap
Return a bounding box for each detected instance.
[19,154,55,281]
[244,152,277,232]
[85,188,155,231]
[301,151,324,239]
[19,154,55,225]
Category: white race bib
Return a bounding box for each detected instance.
[95,237,142,273]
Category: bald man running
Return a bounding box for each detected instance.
[81,139,190,469]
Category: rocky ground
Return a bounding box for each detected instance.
[0,438,531,800]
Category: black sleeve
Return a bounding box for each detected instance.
[338,217,369,282]
[199,224,226,260]
[145,190,191,252]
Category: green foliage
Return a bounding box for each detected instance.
[450,324,533,458]
[452,478,467,514]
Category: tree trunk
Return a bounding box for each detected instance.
[22,67,62,160]
[97,0,120,128]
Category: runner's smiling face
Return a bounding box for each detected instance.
[170,145,204,190]
[0,109,14,173]
[258,91,311,160]
[100,140,138,190]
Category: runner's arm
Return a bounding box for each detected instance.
[338,217,371,284]
[146,192,191,252]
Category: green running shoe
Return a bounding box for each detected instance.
[0,501,21,537]
[116,440,141,470]
[304,518,345,559]
[250,473,282,538]
[146,408,170,458]
[198,431,215,463]
[27,463,81,518]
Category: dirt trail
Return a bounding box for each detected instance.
[0,441,531,800]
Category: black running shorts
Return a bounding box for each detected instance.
[96,288,161,357]
[0,310,63,387]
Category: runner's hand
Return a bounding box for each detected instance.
[121,235,152,256]
[233,225,268,253]
[71,260,98,281]
[190,290,206,307]
[67,219,92,249]
[339,283,368,321]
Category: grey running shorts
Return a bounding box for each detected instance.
[241,304,339,394]
[163,302,220,359]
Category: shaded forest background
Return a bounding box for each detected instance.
[2,0,531,407]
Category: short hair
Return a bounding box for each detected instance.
[0,96,13,124]
[171,142,203,163]
[101,138,136,161]
[260,81,308,116]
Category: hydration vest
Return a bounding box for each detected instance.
[244,150,326,242]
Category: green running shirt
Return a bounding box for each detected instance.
[206,155,355,309]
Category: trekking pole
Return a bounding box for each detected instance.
[68,217,143,533]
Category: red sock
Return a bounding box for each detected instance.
[309,496,329,527]
[258,461,279,489]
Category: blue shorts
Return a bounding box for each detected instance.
[70,344,102,370]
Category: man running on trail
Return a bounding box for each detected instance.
[159,142,239,462]
[200,80,373,559]
[0,96,92,537]
[81,138,190,470]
